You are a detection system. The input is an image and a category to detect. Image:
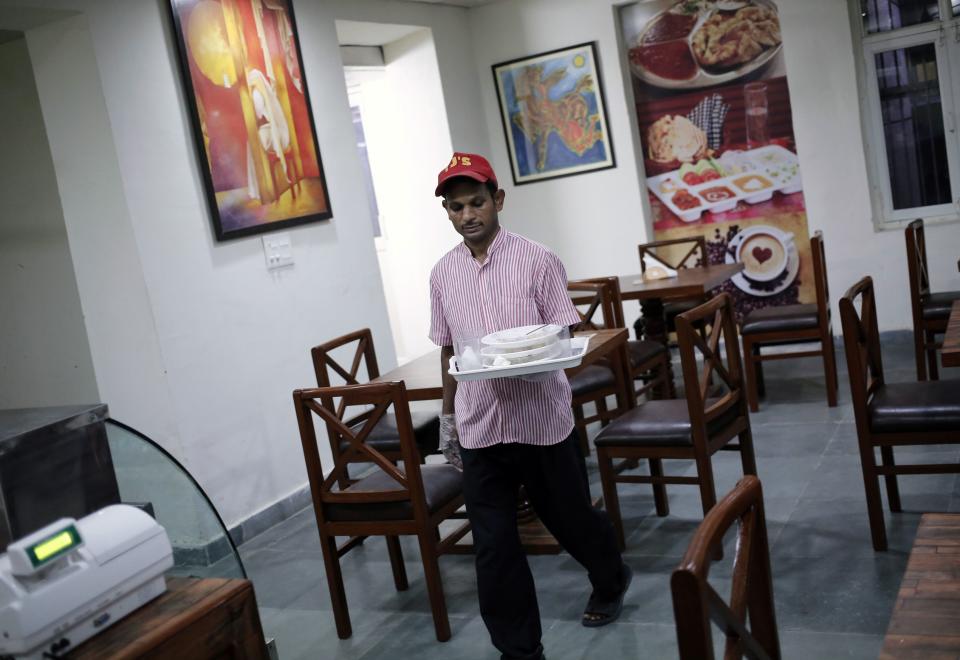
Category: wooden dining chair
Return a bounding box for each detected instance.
[905,219,960,381]
[568,278,672,453]
[567,279,625,454]
[672,475,781,660]
[839,276,960,551]
[569,277,674,399]
[636,237,710,340]
[293,381,470,641]
[311,329,440,483]
[594,293,758,547]
[740,231,838,412]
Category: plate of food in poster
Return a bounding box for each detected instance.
[626,0,783,90]
[646,143,801,222]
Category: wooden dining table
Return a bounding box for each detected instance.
[618,263,744,385]
[618,263,745,339]
[881,513,960,659]
[943,300,960,368]
[371,328,635,554]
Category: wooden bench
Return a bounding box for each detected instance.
[881,513,960,659]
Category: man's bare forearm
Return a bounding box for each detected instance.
[441,345,457,415]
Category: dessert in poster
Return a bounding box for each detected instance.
[619,0,815,315]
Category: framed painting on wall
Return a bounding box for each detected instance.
[492,42,615,186]
[169,0,332,241]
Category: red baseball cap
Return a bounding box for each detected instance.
[435,152,498,197]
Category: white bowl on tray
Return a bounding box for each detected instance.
[481,324,564,351]
[450,336,590,382]
[480,342,564,367]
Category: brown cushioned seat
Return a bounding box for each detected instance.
[324,464,463,522]
[594,398,741,448]
[741,303,819,335]
[346,411,440,455]
[569,364,616,397]
[921,291,960,321]
[627,339,668,369]
[868,381,960,433]
[665,299,700,329]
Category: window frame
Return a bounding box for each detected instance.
[850,0,960,230]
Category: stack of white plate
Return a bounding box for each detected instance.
[480,324,565,367]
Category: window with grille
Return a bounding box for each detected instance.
[852,0,960,227]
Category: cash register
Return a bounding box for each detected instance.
[0,505,173,659]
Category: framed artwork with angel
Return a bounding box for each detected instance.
[169,0,332,240]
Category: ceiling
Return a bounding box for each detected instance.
[336,20,424,46]
[337,0,499,46]
[0,29,23,45]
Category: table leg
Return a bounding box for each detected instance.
[640,298,676,399]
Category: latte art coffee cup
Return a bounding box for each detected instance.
[737,232,789,281]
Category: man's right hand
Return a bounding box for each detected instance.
[439,414,463,471]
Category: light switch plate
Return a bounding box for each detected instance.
[263,233,293,270]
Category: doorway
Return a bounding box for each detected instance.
[337,20,455,364]
[0,32,99,408]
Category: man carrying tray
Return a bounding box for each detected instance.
[429,152,631,660]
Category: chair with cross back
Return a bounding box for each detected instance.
[671,475,781,660]
[636,237,711,342]
[905,219,960,381]
[311,329,440,485]
[567,277,672,453]
[593,292,758,548]
[293,381,469,641]
[840,276,960,551]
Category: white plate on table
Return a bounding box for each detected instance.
[449,336,591,382]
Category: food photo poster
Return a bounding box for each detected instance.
[619,0,813,317]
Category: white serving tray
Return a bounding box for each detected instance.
[449,336,591,382]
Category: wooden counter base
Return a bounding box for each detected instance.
[68,577,268,660]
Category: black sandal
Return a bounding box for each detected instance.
[582,563,633,628]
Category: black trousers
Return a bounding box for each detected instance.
[460,432,624,660]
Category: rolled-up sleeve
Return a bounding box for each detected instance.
[429,271,452,346]
[535,252,581,327]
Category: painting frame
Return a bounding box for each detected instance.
[168,0,333,242]
[492,41,616,186]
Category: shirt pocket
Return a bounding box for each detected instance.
[498,296,541,329]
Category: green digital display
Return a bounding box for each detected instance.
[27,525,81,567]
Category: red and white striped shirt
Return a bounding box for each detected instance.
[429,229,581,449]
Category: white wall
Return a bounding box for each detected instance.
[0,35,98,409]
[469,1,651,284]
[0,0,488,528]
[322,0,490,157]
[776,0,959,326]
[356,28,457,362]
[468,0,960,331]
[0,1,399,527]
